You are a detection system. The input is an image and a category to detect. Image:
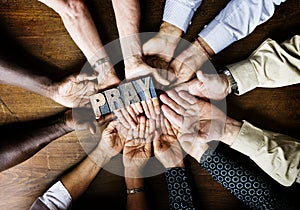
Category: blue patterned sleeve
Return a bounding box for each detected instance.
[165,167,196,210]
[199,147,295,209]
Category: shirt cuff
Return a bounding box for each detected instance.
[227,59,259,95]
[163,0,194,33]
[230,121,265,157]
[39,181,72,210]
[198,20,235,54]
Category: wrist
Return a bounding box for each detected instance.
[89,148,111,168]
[221,118,242,146]
[125,177,144,189]
[159,21,183,38]
[124,54,144,68]
[220,74,232,95]
[195,36,215,58]
[164,160,184,169]
[124,167,144,178]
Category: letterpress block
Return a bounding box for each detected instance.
[119,82,140,107]
[90,93,110,116]
[132,76,156,101]
[90,76,158,117]
[104,88,125,111]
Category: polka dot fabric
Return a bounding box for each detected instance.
[165,168,196,210]
[199,147,293,210]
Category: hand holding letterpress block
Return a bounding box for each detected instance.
[90,76,160,124]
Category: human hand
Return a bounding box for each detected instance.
[161,90,242,147]
[64,108,113,134]
[174,71,231,100]
[153,116,184,168]
[95,121,125,162]
[50,73,99,108]
[122,116,153,177]
[160,90,227,143]
[143,22,183,62]
[125,56,170,86]
[168,39,211,85]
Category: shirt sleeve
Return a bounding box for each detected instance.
[30,181,72,210]
[230,121,300,186]
[198,0,286,53]
[165,167,196,210]
[227,35,300,95]
[163,0,203,33]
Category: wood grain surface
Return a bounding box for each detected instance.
[0,0,299,210]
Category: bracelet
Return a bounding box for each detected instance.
[127,187,145,195]
[92,57,111,69]
[219,67,239,94]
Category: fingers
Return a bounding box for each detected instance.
[166,90,191,110]
[153,70,170,86]
[161,104,182,131]
[139,116,146,138]
[160,93,184,116]
[126,105,138,123]
[146,99,156,119]
[177,91,197,105]
[141,101,151,119]
[121,108,137,128]
[152,97,161,115]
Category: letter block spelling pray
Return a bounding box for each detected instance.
[90,76,157,117]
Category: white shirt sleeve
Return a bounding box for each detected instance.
[32,181,72,210]
[163,0,203,33]
[198,0,286,53]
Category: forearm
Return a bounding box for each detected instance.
[61,150,109,200]
[0,56,53,98]
[228,36,300,95]
[165,167,195,210]
[230,121,300,186]
[125,176,148,210]
[0,112,72,171]
[39,0,107,63]
[112,0,142,64]
[199,147,294,209]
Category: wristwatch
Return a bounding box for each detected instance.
[219,67,238,94]
[127,187,145,195]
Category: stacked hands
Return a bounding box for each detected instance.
[59,22,241,172]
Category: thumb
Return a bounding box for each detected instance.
[153,71,170,86]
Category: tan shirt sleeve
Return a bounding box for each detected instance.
[227,35,300,95]
[230,121,300,186]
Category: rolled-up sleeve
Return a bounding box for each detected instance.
[227,35,300,95]
[30,181,72,210]
[199,0,286,53]
[231,121,300,186]
[163,0,203,33]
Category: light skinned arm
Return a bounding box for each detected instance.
[38,0,120,88]
[228,35,300,95]
[160,89,300,186]
[111,0,169,86]
[174,35,300,100]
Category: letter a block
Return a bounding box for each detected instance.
[90,76,157,117]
